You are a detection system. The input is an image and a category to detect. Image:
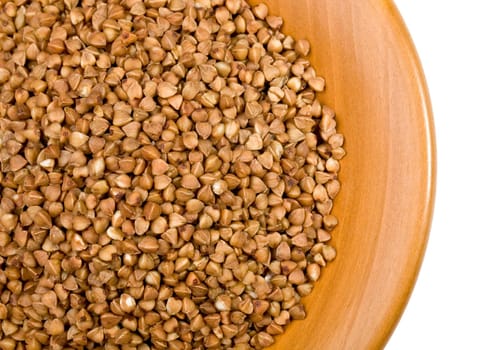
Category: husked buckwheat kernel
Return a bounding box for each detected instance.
[0,0,344,349]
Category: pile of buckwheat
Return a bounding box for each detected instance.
[0,0,345,348]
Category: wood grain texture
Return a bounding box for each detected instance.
[246,0,436,349]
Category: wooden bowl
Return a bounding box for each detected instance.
[247,0,436,348]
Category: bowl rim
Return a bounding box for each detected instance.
[375,0,436,347]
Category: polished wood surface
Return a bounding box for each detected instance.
[247,0,436,349]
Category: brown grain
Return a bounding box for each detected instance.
[0,0,343,349]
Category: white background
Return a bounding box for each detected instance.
[387,1,489,349]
